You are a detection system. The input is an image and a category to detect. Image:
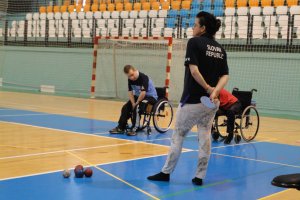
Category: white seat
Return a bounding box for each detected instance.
[223,28,235,39]
[33,13,40,20]
[10,28,16,37]
[73,28,82,37]
[276,6,288,15]
[225,16,235,28]
[163,28,173,37]
[185,27,193,38]
[63,19,69,28]
[139,10,148,18]
[70,12,77,20]
[109,28,119,37]
[94,11,102,19]
[250,7,261,15]
[111,11,120,19]
[277,15,288,27]
[122,27,132,37]
[290,6,300,15]
[294,15,300,27]
[47,13,54,20]
[152,27,162,37]
[296,28,300,38]
[58,28,65,37]
[262,6,274,16]
[40,13,47,20]
[133,28,140,37]
[120,11,129,19]
[54,12,62,20]
[107,19,117,28]
[135,19,145,28]
[237,16,248,26]
[49,29,56,37]
[280,27,288,39]
[26,13,33,21]
[130,11,138,18]
[237,26,248,38]
[86,11,93,19]
[253,16,264,27]
[103,11,111,19]
[97,19,106,28]
[215,29,222,39]
[82,28,91,38]
[149,10,158,18]
[153,18,164,28]
[225,8,236,16]
[266,27,279,39]
[81,19,89,28]
[62,12,69,20]
[72,20,80,28]
[11,21,17,29]
[264,16,277,27]
[237,7,248,16]
[78,12,85,20]
[140,28,147,37]
[158,10,167,18]
[252,28,264,39]
[99,28,108,37]
[18,21,25,28]
[124,19,134,28]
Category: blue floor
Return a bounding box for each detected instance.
[0,108,299,200]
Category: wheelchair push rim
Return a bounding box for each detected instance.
[153,99,173,133]
[240,106,260,142]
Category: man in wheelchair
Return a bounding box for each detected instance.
[217,88,242,144]
[109,65,158,136]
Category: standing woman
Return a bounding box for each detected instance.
[148,12,229,185]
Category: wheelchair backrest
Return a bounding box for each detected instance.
[232,90,253,111]
[155,87,167,100]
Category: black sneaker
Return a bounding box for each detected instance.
[126,129,137,136]
[192,177,203,186]
[109,127,124,134]
[147,172,170,182]
[224,134,233,144]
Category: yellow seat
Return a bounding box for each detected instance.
[108,3,115,11]
[77,0,83,5]
[116,3,124,11]
[99,4,107,11]
[68,5,75,13]
[160,0,171,3]
[140,0,148,3]
[237,0,247,7]
[39,6,46,13]
[124,0,130,3]
[142,2,151,10]
[261,0,272,7]
[84,5,90,12]
[93,0,99,4]
[53,6,60,13]
[86,0,91,5]
[171,1,181,10]
[91,4,99,12]
[161,2,170,10]
[249,0,259,7]
[287,0,298,6]
[181,1,191,10]
[152,2,160,10]
[115,0,122,4]
[273,0,284,7]
[105,0,112,4]
[47,6,53,13]
[61,5,67,12]
[76,5,82,12]
[134,3,142,11]
[125,3,133,11]
[225,0,235,7]
[150,0,158,4]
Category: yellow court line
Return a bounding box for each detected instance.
[66,151,160,200]
[258,189,291,199]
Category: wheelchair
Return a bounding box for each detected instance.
[127,87,174,135]
[211,88,260,143]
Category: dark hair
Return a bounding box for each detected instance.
[123,65,136,73]
[196,11,221,36]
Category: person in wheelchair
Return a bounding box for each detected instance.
[218,88,242,144]
[109,65,158,136]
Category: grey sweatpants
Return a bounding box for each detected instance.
[162,102,219,179]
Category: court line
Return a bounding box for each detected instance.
[66,151,160,200]
[212,153,300,169]
[0,142,135,160]
[258,189,291,199]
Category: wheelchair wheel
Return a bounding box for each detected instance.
[153,99,173,133]
[240,106,259,142]
[215,115,228,139]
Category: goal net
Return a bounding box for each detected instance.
[91,37,173,100]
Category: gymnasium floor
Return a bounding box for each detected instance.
[0,91,300,200]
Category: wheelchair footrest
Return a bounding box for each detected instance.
[272,173,300,189]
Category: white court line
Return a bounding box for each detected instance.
[212,152,300,169]
[0,142,136,160]
[0,111,89,117]
[0,152,172,182]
